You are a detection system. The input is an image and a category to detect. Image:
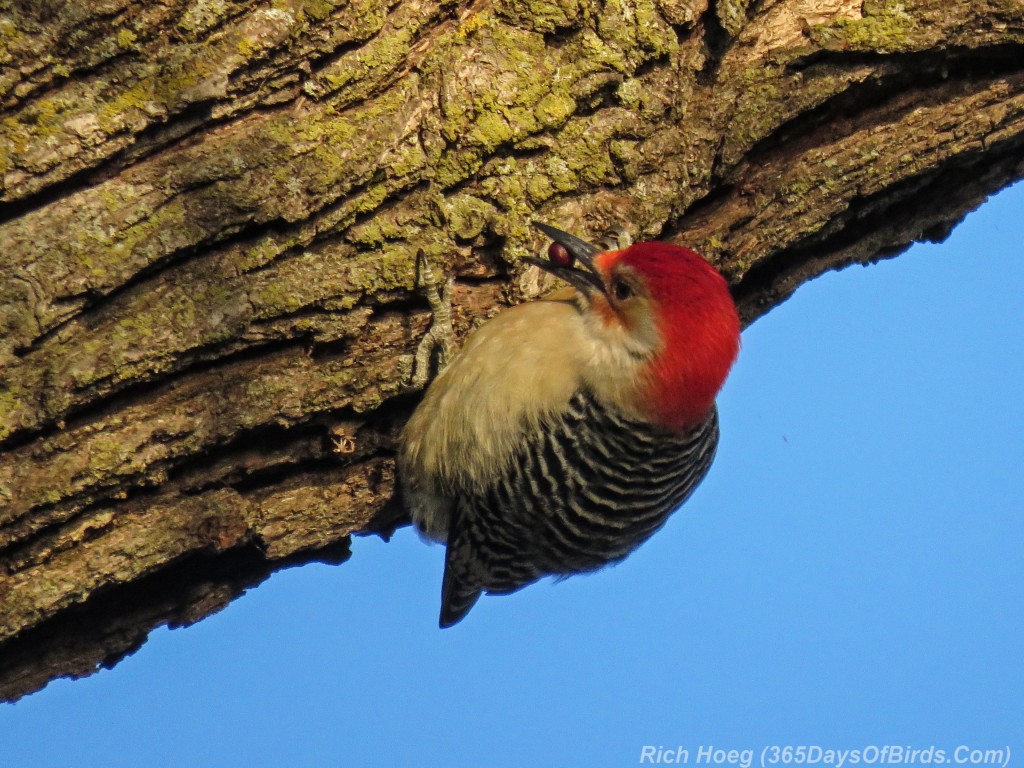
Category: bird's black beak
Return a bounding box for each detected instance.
[528,221,606,297]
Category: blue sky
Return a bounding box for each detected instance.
[2,183,1022,767]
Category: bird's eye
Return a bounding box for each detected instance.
[611,278,633,302]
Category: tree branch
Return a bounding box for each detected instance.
[2,0,1023,700]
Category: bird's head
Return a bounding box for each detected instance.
[531,222,740,431]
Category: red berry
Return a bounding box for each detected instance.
[548,242,574,268]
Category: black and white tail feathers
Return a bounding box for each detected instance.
[437,391,719,627]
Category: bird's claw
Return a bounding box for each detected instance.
[598,226,632,251]
[404,250,455,390]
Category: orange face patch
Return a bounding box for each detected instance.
[590,293,620,327]
[592,250,625,327]
[595,249,623,273]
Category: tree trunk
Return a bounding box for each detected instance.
[1,0,1022,700]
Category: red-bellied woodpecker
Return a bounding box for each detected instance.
[399,222,741,627]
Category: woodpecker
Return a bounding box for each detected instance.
[398,222,741,627]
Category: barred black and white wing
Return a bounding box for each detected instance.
[439,391,720,627]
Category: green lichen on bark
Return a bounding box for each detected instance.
[809,0,921,53]
[2,0,1024,701]
[716,0,749,37]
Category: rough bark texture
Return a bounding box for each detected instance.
[1,0,1023,701]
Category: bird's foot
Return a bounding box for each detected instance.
[599,226,632,251]
[401,250,455,390]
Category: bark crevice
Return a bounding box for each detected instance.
[2,0,1023,701]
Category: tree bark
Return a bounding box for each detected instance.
[1,0,1022,700]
